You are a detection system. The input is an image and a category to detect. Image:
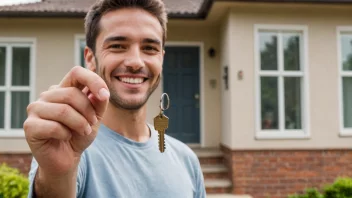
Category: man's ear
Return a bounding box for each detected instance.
[84,46,96,72]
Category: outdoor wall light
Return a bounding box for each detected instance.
[223,66,228,90]
[208,47,216,58]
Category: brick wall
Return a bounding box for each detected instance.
[0,153,33,176]
[221,144,352,198]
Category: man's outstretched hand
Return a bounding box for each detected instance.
[24,66,110,177]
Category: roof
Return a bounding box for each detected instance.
[0,0,212,18]
[0,0,351,19]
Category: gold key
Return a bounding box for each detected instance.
[154,93,170,153]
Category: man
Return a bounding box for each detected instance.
[24,0,206,197]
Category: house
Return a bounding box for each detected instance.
[1,0,352,197]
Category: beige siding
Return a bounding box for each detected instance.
[0,18,222,152]
[226,5,352,149]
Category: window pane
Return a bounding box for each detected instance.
[284,77,302,129]
[0,92,4,128]
[80,40,86,67]
[11,92,29,129]
[12,47,30,86]
[343,77,352,128]
[260,32,278,71]
[0,47,5,86]
[341,34,352,71]
[284,33,301,71]
[261,77,279,130]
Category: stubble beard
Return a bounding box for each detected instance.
[95,59,160,111]
[106,75,160,110]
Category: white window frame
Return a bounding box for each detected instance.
[254,25,310,139]
[0,37,36,137]
[337,26,352,137]
[74,34,86,67]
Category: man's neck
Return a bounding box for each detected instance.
[101,102,150,143]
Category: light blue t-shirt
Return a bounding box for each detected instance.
[28,124,206,198]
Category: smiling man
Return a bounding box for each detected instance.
[24,0,205,198]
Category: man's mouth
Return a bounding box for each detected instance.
[116,77,148,84]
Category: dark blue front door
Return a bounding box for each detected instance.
[163,46,200,143]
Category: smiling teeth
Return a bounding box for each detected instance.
[120,77,144,84]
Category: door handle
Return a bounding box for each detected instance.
[194,94,200,100]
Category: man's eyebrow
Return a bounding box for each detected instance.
[103,36,128,44]
[142,38,161,45]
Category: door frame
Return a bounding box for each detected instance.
[163,41,205,147]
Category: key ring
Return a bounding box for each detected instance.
[160,93,170,111]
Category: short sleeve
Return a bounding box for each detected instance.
[194,158,206,198]
[27,157,38,198]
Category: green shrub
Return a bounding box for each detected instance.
[288,177,352,198]
[288,188,323,198]
[0,163,29,198]
[323,177,352,198]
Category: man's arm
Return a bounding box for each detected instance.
[34,167,78,198]
[27,158,79,198]
[24,66,109,198]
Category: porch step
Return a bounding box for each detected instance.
[193,148,223,157]
[205,179,232,194]
[201,164,227,173]
[207,194,253,198]
[202,164,229,179]
[195,148,224,165]
[205,179,232,188]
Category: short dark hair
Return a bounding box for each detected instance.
[84,0,168,53]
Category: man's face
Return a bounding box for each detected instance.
[86,8,164,110]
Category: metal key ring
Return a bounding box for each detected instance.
[160,93,170,111]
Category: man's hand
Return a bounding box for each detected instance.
[24,66,110,177]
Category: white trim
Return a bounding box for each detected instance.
[337,26,352,137]
[164,41,205,147]
[254,24,310,139]
[0,37,36,138]
[0,130,26,137]
[74,34,86,67]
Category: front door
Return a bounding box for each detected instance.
[162,46,200,144]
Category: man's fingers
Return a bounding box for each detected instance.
[29,101,92,136]
[49,85,58,90]
[88,93,108,122]
[59,66,110,101]
[39,87,98,125]
[24,117,72,141]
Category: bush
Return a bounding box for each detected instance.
[288,188,323,198]
[288,177,352,198]
[0,163,29,198]
[324,177,352,198]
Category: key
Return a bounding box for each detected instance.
[154,111,169,153]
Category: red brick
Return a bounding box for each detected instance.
[221,144,352,198]
[0,153,32,175]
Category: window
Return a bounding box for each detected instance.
[0,39,35,137]
[338,27,352,136]
[75,35,86,67]
[255,25,309,139]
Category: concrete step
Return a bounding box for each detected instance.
[194,148,224,165]
[205,179,232,188]
[193,148,223,158]
[207,194,252,198]
[202,164,229,179]
[201,164,227,173]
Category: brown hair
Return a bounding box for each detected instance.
[84,0,168,53]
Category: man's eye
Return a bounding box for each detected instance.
[109,44,124,49]
[143,46,158,52]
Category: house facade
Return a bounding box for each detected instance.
[0,0,352,197]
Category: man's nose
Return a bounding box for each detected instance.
[123,45,145,70]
